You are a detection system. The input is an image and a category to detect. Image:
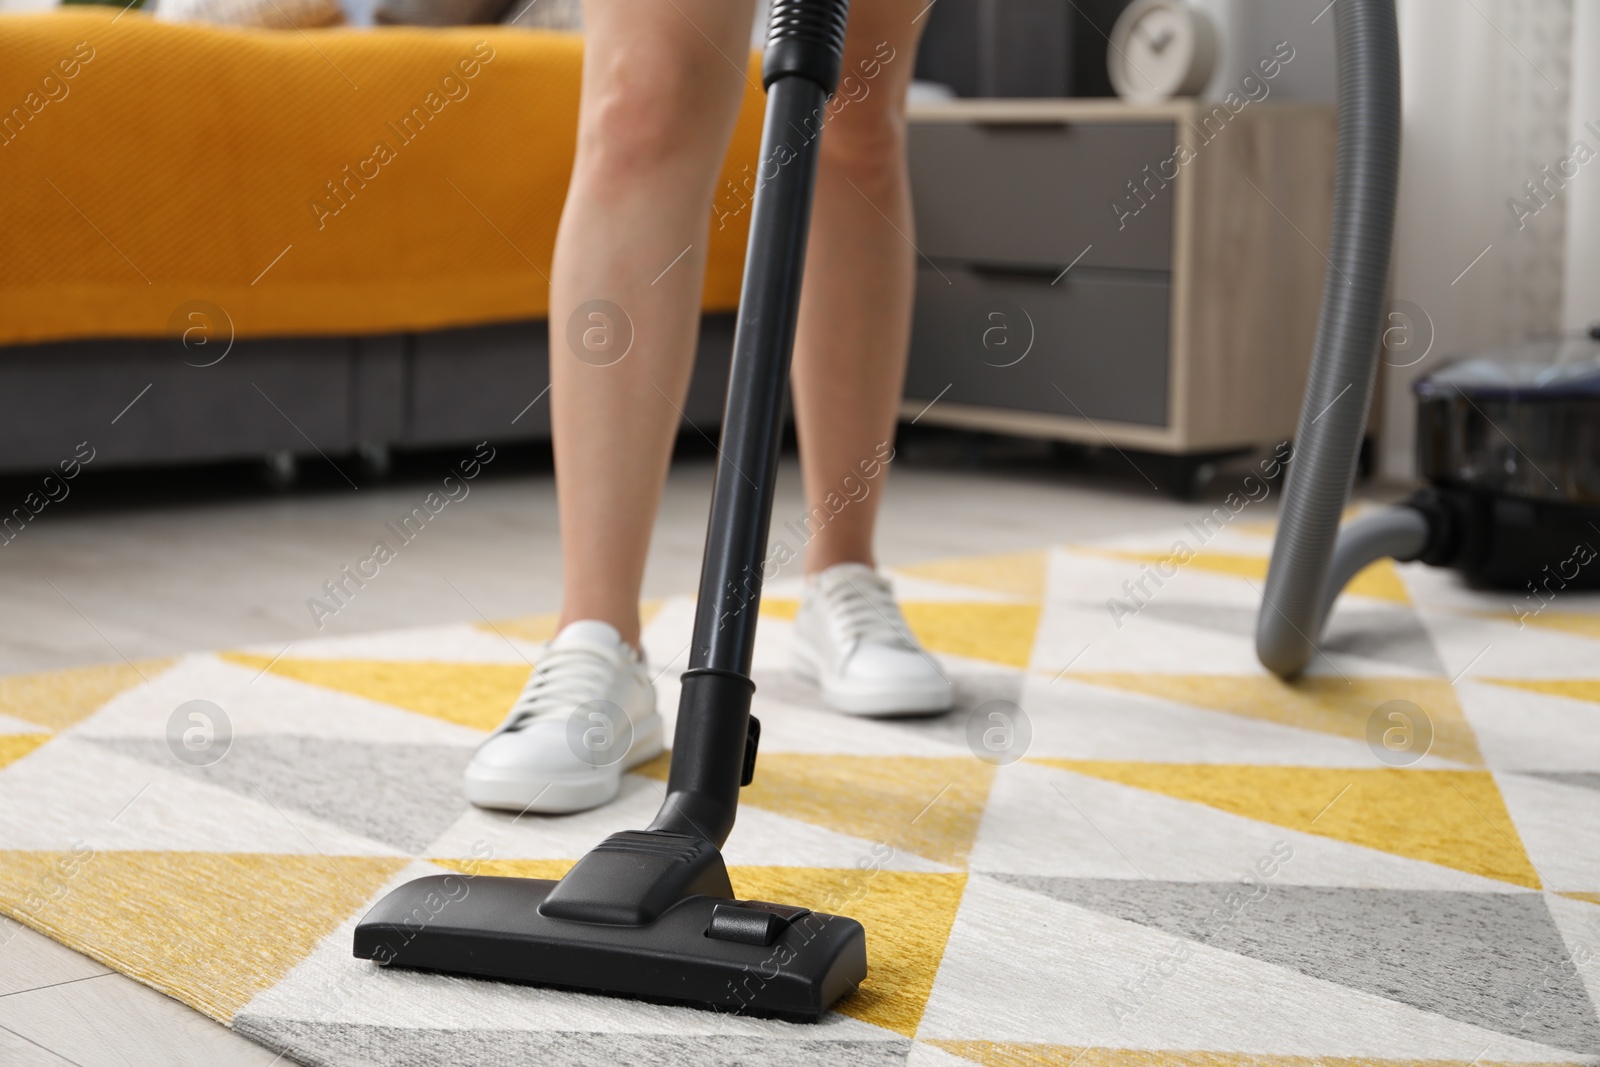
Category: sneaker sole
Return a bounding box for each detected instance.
[792,641,955,718]
[463,718,664,814]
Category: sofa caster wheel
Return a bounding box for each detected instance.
[357,442,392,480]
[1156,455,1216,500]
[263,449,298,489]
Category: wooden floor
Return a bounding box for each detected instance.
[0,438,1386,1065]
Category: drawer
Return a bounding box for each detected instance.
[908,121,1174,272]
[906,266,1170,427]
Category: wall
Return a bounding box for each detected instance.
[1193,0,1337,102]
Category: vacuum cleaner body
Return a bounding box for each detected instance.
[1408,338,1600,590]
[354,0,868,1021]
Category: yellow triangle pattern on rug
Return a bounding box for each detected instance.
[895,549,1049,600]
[0,851,408,1022]
[477,611,559,645]
[1560,892,1600,906]
[634,753,993,869]
[1034,762,1540,888]
[929,1041,1578,1066]
[901,602,1042,668]
[1068,674,1483,765]
[432,860,965,1039]
[1077,548,1410,605]
[733,867,965,1038]
[1482,678,1600,707]
[760,598,801,621]
[0,658,175,732]
[0,733,50,770]
[759,600,1042,668]
[1232,520,1281,538]
[432,858,577,881]
[1474,610,1600,641]
[476,601,665,646]
[220,653,528,732]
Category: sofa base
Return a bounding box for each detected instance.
[0,316,736,474]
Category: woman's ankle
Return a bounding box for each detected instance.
[555,610,641,650]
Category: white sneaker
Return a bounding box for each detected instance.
[464,620,663,814]
[792,562,955,716]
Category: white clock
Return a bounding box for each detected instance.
[1108,0,1218,103]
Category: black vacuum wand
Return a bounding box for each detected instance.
[352,0,867,1022]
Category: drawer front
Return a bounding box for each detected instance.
[908,121,1174,272]
[906,267,1170,427]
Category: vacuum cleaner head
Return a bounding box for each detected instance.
[353,831,867,1022]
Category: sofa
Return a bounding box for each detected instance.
[0,9,765,473]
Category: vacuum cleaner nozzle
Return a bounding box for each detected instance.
[352,831,867,1021]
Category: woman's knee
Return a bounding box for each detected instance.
[816,30,915,186]
[819,103,907,191]
[575,52,743,189]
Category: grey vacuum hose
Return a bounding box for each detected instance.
[1255,0,1402,678]
[1314,505,1429,630]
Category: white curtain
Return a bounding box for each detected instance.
[1381,0,1596,479]
[1562,0,1600,333]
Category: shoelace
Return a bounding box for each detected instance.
[499,646,618,733]
[822,571,918,650]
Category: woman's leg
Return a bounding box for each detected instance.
[551,0,757,647]
[790,2,927,574]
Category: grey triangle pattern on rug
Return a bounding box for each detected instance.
[1127,601,1259,640]
[232,1017,912,1067]
[882,668,1026,749]
[88,736,473,854]
[748,667,839,714]
[1529,771,1600,794]
[750,665,1022,750]
[1319,607,1447,673]
[1136,601,1446,674]
[993,875,1600,1054]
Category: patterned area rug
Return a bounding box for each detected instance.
[3,519,1599,1066]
